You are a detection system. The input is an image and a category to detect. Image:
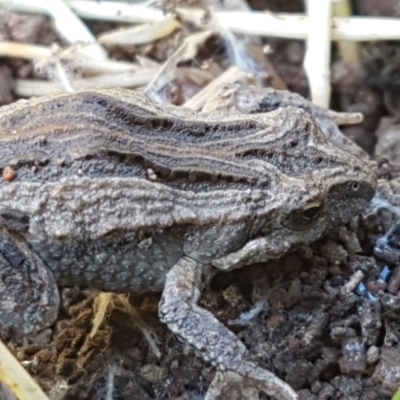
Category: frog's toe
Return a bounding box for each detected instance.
[0,226,60,335]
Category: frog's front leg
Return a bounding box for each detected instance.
[0,223,60,335]
[159,256,298,400]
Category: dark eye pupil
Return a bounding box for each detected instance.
[302,206,321,220]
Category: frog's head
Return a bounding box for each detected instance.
[212,131,376,273]
[282,165,377,234]
[258,108,376,258]
[275,120,377,248]
[209,107,377,271]
[322,169,377,228]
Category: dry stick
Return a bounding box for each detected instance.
[98,15,181,45]
[0,0,107,60]
[205,11,400,41]
[0,42,148,80]
[0,338,50,400]
[14,67,214,97]
[65,57,141,75]
[327,110,363,125]
[0,41,51,59]
[303,0,332,108]
[15,69,158,97]
[65,2,400,41]
[0,42,142,75]
[184,66,251,111]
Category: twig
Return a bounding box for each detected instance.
[303,0,332,107]
[0,42,143,76]
[15,69,158,97]
[0,42,51,59]
[98,15,181,45]
[14,67,213,97]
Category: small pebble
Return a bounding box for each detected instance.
[366,345,379,365]
[339,337,367,375]
[340,270,364,296]
[2,166,16,182]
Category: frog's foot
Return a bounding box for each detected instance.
[0,224,59,335]
[159,257,298,400]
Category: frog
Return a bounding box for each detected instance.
[0,87,376,400]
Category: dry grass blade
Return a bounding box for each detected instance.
[98,15,181,46]
[35,46,142,75]
[185,66,253,111]
[0,42,140,76]
[62,57,140,75]
[116,295,161,359]
[90,292,114,338]
[326,110,363,125]
[15,65,214,97]
[15,68,159,97]
[0,338,49,400]
[0,0,107,60]
[89,292,161,359]
[0,42,51,59]
[145,30,214,102]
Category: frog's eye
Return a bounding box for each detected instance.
[283,201,323,231]
[351,182,360,191]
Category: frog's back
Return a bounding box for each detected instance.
[0,89,375,292]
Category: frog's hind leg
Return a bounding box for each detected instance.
[158,256,298,400]
[0,225,60,335]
